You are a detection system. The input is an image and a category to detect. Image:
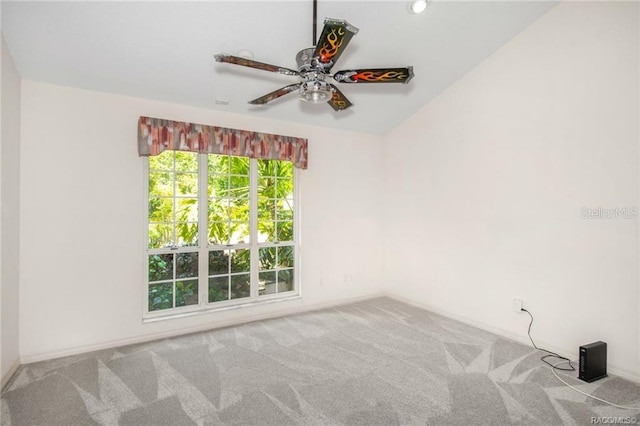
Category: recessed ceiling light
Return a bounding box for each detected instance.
[409,0,429,14]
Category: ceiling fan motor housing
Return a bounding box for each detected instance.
[296,47,334,103]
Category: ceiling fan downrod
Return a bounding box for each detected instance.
[313,0,318,47]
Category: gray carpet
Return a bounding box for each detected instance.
[2,297,639,425]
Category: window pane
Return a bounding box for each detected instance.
[208,155,229,175]
[259,247,276,270]
[277,221,293,242]
[149,152,173,172]
[258,159,278,177]
[276,180,294,199]
[208,175,222,198]
[259,271,276,296]
[208,276,229,302]
[278,161,293,177]
[211,198,231,218]
[229,199,250,222]
[208,250,228,275]
[229,156,250,175]
[176,173,198,197]
[258,198,274,221]
[275,199,293,222]
[208,222,229,245]
[148,224,172,249]
[228,176,250,198]
[175,223,198,247]
[228,222,250,244]
[277,207,293,221]
[148,197,173,223]
[259,178,276,197]
[176,198,198,222]
[258,221,275,243]
[149,283,173,311]
[176,252,198,278]
[230,274,250,299]
[174,152,198,172]
[278,270,294,292]
[148,254,173,282]
[176,279,198,307]
[230,249,250,273]
[284,195,294,208]
[149,172,174,197]
[278,246,294,268]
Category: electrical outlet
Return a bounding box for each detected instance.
[513,298,523,313]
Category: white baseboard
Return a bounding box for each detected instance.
[20,293,384,365]
[1,358,21,391]
[382,292,640,385]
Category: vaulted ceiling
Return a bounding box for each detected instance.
[1,1,557,134]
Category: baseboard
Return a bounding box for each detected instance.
[383,292,640,385]
[1,358,21,391]
[20,292,384,365]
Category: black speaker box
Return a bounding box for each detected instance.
[578,341,607,383]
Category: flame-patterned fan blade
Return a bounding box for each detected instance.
[215,54,300,77]
[327,84,353,111]
[333,67,414,84]
[249,83,301,105]
[312,18,359,70]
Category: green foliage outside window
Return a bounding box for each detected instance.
[147,152,294,312]
[148,252,198,311]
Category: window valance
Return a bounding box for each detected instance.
[137,116,308,169]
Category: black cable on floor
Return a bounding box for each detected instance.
[521,308,575,372]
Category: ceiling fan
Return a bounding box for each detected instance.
[214,0,414,111]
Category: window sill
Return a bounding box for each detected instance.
[142,293,302,324]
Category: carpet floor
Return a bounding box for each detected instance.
[1,297,639,425]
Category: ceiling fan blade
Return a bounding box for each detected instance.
[327,85,353,111]
[312,18,359,70]
[214,54,300,77]
[249,83,301,105]
[333,67,414,84]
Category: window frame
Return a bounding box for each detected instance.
[142,153,301,321]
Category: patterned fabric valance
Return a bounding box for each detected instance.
[137,116,308,169]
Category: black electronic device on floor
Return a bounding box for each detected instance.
[578,341,607,382]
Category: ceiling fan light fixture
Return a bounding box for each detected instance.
[409,0,429,14]
[299,79,333,104]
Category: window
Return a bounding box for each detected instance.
[145,151,298,318]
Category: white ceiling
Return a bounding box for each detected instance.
[1,1,557,134]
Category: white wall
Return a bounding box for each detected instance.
[19,81,384,361]
[383,1,639,380]
[1,34,21,385]
[13,1,640,384]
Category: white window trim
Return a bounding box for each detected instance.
[142,154,301,322]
